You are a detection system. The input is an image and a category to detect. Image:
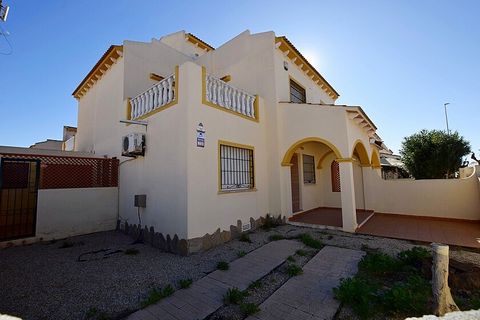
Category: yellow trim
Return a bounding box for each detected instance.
[186,33,214,52]
[336,158,355,163]
[149,73,164,81]
[127,66,180,122]
[202,67,259,123]
[220,75,231,82]
[371,147,382,169]
[351,139,370,166]
[317,150,334,169]
[218,140,256,193]
[281,137,342,166]
[126,98,132,120]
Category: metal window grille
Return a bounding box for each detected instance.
[331,160,341,192]
[220,144,254,190]
[303,154,316,184]
[290,79,306,103]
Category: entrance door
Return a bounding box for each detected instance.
[0,158,40,241]
[290,153,301,213]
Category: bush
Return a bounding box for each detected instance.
[248,280,262,289]
[358,252,401,275]
[398,247,431,267]
[240,302,260,315]
[239,233,252,243]
[295,249,308,256]
[286,264,303,276]
[333,277,377,319]
[287,255,295,262]
[179,279,192,289]
[223,287,246,304]
[299,233,323,249]
[382,275,431,316]
[141,285,175,308]
[261,214,282,230]
[217,261,229,271]
[269,234,284,241]
[237,250,246,258]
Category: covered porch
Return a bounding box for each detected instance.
[288,207,374,229]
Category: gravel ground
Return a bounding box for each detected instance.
[1,225,479,320]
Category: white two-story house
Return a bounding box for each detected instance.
[71,30,389,254]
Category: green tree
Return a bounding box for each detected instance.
[400,130,471,179]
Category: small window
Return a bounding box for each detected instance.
[331,160,341,192]
[303,154,316,184]
[220,143,254,191]
[290,78,306,103]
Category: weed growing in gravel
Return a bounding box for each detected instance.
[248,280,262,289]
[296,249,308,256]
[299,233,323,249]
[223,287,246,304]
[237,250,246,258]
[179,279,193,289]
[141,285,175,308]
[286,264,303,276]
[268,234,284,241]
[240,302,260,315]
[217,261,229,271]
[85,307,110,320]
[287,255,295,262]
[239,233,252,243]
[124,248,139,255]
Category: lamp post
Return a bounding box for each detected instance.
[443,103,450,134]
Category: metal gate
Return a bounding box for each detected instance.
[0,158,40,241]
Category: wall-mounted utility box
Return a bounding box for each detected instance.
[134,194,147,208]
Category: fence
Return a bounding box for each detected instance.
[0,153,119,189]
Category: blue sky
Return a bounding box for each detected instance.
[0,0,479,156]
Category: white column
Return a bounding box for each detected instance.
[339,161,357,232]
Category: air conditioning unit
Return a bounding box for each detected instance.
[122,133,145,157]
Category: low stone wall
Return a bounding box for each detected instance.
[118,214,286,255]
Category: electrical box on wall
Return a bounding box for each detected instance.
[134,194,146,208]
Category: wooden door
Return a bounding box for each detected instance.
[290,153,301,213]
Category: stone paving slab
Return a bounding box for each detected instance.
[126,239,303,320]
[247,246,365,320]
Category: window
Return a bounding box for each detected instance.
[302,154,316,184]
[331,160,341,192]
[290,78,306,103]
[219,142,254,191]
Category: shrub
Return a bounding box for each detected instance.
[269,234,284,241]
[217,261,229,271]
[333,277,377,319]
[299,233,323,249]
[286,264,303,277]
[179,279,192,289]
[397,247,431,267]
[124,248,139,255]
[248,280,262,289]
[382,275,431,316]
[261,214,282,230]
[287,255,295,262]
[239,233,252,243]
[358,252,401,276]
[240,302,260,315]
[237,250,246,258]
[295,249,308,256]
[223,287,246,304]
[140,285,175,308]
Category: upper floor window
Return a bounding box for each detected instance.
[219,142,255,191]
[303,154,316,184]
[290,78,306,103]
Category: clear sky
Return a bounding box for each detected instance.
[0,0,478,155]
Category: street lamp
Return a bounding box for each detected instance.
[443,102,450,134]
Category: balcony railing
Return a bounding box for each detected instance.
[130,73,175,120]
[205,74,257,120]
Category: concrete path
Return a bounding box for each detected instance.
[127,239,303,320]
[247,246,365,320]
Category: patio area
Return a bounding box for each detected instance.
[358,213,480,249]
[288,207,374,229]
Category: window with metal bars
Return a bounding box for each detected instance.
[331,160,341,192]
[302,154,316,184]
[290,78,306,103]
[220,143,254,191]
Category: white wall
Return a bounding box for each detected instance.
[365,169,480,220]
[36,187,118,240]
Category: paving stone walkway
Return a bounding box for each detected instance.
[126,239,303,320]
[246,246,365,320]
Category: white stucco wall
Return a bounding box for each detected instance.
[36,187,118,240]
[365,169,480,220]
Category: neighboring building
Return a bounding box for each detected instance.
[29,126,77,151]
[71,30,480,253]
[30,139,63,150]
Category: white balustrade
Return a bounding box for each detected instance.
[205,74,256,119]
[130,73,175,120]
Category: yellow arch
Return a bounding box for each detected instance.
[351,139,370,166]
[371,148,381,168]
[281,137,343,166]
[317,150,334,169]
